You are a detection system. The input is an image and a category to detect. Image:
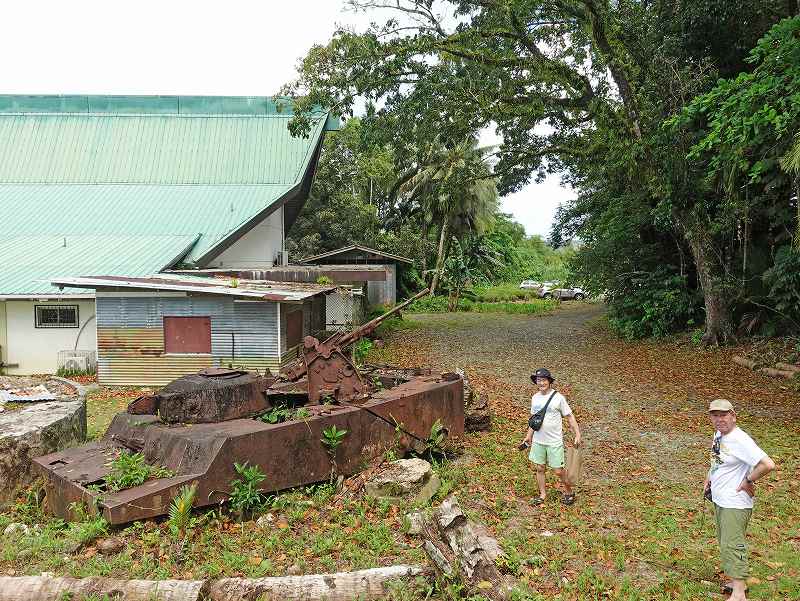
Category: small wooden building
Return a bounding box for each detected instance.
[52,275,331,386]
[298,245,413,306]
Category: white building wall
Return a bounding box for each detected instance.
[209,209,284,269]
[4,299,97,375]
[0,302,7,368]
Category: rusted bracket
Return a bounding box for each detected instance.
[299,335,370,404]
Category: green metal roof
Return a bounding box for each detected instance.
[0,235,199,295]
[0,114,325,184]
[0,95,334,296]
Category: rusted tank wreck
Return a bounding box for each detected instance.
[33,291,464,525]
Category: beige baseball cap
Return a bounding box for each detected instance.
[708,399,734,412]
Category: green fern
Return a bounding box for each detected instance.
[168,483,198,538]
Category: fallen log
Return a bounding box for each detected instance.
[422,495,512,600]
[732,356,757,370]
[775,362,800,374]
[0,566,425,601]
[0,576,203,601]
[207,565,425,601]
[758,367,795,380]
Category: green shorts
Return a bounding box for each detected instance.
[714,504,752,579]
[529,442,564,469]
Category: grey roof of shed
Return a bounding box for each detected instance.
[50,274,335,302]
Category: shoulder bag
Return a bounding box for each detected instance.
[528,390,558,431]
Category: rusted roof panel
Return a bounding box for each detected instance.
[51,274,335,302]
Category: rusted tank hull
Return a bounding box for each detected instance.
[33,375,464,525]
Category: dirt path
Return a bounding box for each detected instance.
[375,303,800,599]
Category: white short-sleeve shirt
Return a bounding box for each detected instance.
[530,390,572,446]
[709,427,767,509]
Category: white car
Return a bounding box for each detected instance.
[539,283,586,300]
[519,280,541,289]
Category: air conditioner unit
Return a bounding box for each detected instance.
[63,356,87,372]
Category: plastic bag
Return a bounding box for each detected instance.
[565,445,585,486]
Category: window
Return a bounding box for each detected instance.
[35,305,79,328]
[163,316,212,354]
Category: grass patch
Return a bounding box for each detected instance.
[473,283,544,302]
[406,294,557,315]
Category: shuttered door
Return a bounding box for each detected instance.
[163,316,211,354]
[285,310,303,349]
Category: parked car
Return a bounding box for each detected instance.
[519,280,541,289]
[538,282,586,300]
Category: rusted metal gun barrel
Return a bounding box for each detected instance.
[281,288,429,380]
[334,287,429,347]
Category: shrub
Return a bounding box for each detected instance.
[763,245,800,332]
[607,268,701,339]
[352,338,374,365]
[406,295,450,313]
[229,462,267,518]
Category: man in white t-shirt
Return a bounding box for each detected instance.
[520,368,581,505]
[703,399,775,601]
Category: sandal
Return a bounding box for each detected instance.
[530,496,546,506]
[561,493,576,505]
[722,582,748,595]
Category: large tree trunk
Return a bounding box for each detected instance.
[683,223,735,345]
[421,220,429,276]
[430,219,449,295]
[0,566,424,601]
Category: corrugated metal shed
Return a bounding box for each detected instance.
[96,296,282,385]
[0,95,335,296]
[0,235,198,296]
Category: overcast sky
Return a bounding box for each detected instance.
[1,0,573,239]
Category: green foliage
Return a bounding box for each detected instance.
[406,295,450,313]
[424,419,447,457]
[229,462,267,518]
[259,404,311,424]
[104,452,173,492]
[406,295,556,316]
[281,0,800,343]
[316,275,333,285]
[260,404,292,424]
[321,425,348,456]
[64,501,110,545]
[763,246,800,330]
[352,338,373,366]
[168,483,198,538]
[55,366,96,378]
[607,269,702,340]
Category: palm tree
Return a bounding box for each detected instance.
[779,132,800,248]
[399,138,499,294]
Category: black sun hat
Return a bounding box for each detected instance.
[530,368,555,383]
